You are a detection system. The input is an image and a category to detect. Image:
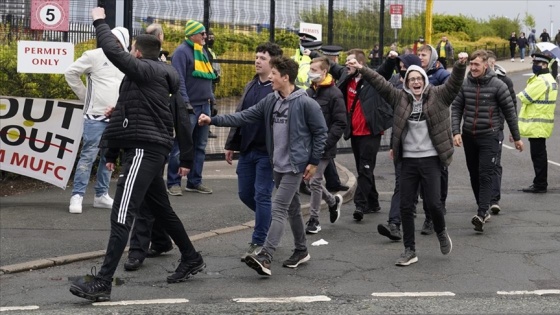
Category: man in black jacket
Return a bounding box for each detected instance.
[337,49,393,221]
[452,50,524,233]
[69,7,204,302]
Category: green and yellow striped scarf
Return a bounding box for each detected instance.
[186,39,217,80]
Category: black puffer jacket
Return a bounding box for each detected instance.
[94,20,180,160]
[306,74,347,158]
[451,68,521,141]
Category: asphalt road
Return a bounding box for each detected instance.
[1,70,559,314]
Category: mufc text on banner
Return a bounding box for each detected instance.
[0,96,84,189]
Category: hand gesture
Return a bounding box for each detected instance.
[91,7,106,21]
[458,52,468,64]
[198,113,211,126]
[388,51,399,59]
[345,58,362,70]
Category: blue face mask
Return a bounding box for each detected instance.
[532,64,542,74]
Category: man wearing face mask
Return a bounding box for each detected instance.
[452,50,524,233]
[517,53,557,194]
[303,56,347,233]
[292,31,318,89]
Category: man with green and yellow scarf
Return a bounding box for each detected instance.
[168,19,216,195]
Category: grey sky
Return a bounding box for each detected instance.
[433,0,559,35]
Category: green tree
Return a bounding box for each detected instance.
[523,13,536,32]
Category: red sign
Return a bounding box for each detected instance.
[30,0,70,31]
[390,4,404,15]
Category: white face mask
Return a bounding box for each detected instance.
[307,71,322,82]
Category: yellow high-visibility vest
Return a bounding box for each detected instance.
[517,72,558,138]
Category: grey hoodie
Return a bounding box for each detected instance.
[402,65,438,159]
[211,88,328,173]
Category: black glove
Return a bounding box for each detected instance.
[211,107,218,117]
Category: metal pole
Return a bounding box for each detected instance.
[379,0,385,59]
[123,0,133,42]
[269,0,275,42]
[425,0,433,44]
[204,0,210,31]
[327,0,334,45]
[98,0,116,29]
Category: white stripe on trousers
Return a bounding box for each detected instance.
[118,148,144,224]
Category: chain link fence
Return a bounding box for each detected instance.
[3,1,519,158]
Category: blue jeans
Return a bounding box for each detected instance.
[237,149,274,245]
[167,103,210,188]
[72,119,111,197]
[520,48,526,60]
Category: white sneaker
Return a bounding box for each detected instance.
[521,59,524,62]
[93,193,114,209]
[511,58,515,62]
[69,194,83,214]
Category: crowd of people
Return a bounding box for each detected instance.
[64,7,558,302]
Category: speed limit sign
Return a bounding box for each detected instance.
[30,0,70,31]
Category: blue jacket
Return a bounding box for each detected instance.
[211,88,328,172]
[171,42,214,106]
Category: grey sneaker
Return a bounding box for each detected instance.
[245,250,272,276]
[240,243,262,262]
[490,204,501,215]
[471,214,490,233]
[167,185,183,196]
[395,248,418,266]
[185,184,213,194]
[377,223,402,241]
[282,249,310,268]
[436,228,452,255]
[420,219,434,235]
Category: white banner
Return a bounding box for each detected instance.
[299,22,322,41]
[0,96,84,189]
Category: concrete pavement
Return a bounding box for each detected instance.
[0,59,532,274]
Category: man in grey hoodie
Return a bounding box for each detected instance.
[198,56,327,277]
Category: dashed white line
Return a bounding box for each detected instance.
[233,295,331,303]
[93,298,189,306]
[371,292,456,297]
[0,306,40,312]
[497,290,560,296]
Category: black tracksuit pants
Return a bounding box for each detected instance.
[351,134,381,211]
[98,148,197,281]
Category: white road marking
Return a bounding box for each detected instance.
[503,144,560,167]
[93,298,189,306]
[497,290,560,296]
[0,306,40,312]
[371,292,456,297]
[233,295,331,303]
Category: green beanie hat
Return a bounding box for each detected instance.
[184,20,205,39]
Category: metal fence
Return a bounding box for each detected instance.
[0,0,511,156]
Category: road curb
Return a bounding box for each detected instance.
[0,162,356,275]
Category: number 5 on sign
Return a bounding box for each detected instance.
[30,0,70,32]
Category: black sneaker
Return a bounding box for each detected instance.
[395,248,418,266]
[147,245,173,258]
[305,218,321,234]
[123,257,143,271]
[521,185,547,193]
[471,214,487,233]
[436,228,452,255]
[363,206,381,214]
[282,249,310,268]
[353,208,364,221]
[329,194,342,223]
[490,204,501,215]
[377,223,402,241]
[166,254,206,283]
[245,250,272,276]
[69,271,112,302]
[420,219,434,235]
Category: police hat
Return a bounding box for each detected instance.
[531,53,552,64]
[298,32,318,42]
[301,40,323,51]
[321,45,343,56]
